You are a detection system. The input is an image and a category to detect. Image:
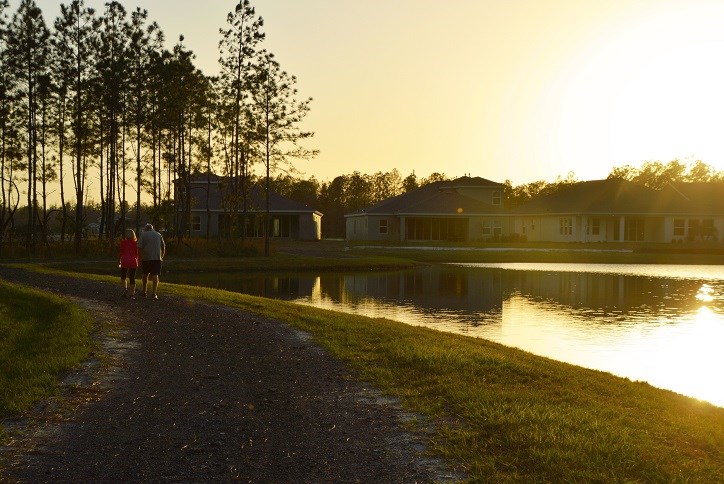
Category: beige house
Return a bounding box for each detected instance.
[512,179,724,243]
[345,177,510,242]
[346,177,723,244]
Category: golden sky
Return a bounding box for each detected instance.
[20,0,724,185]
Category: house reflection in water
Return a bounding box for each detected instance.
[336,268,503,315]
[505,270,707,318]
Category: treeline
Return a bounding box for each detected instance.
[0,0,313,256]
[271,160,724,239]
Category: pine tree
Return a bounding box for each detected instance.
[126,7,162,232]
[6,0,51,254]
[218,0,264,238]
[52,0,96,253]
[0,0,20,254]
[251,50,316,255]
[96,1,129,241]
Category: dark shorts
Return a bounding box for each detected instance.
[142,260,162,276]
[120,267,136,285]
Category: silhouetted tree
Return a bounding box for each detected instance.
[402,171,418,192]
[53,0,96,253]
[126,7,161,232]
[218,0,264,238]
[6,0,50,253]
[251,50,316,255]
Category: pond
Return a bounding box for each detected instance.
[166,263,724,407]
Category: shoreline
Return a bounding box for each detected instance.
[2,263,722,481]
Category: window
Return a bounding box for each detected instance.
[625,218,645,241]
[482,220,491,236]
[702,219,715,238]
[191,214,201,232]
[559,217,572,236]
[482,220,502,237]
[492,190,501,205]
[673,219,685,237]
[590,218,600,236]
[379,219,388,234]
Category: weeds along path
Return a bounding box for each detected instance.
[0,266,455,482]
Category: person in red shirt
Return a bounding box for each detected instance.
[119,229,139,299]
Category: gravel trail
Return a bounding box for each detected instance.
[0,266,459,483]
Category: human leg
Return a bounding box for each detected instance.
[120,268,129,296]
[151,275,159,299]
[141,261,150,296]
[149,260,161,299]
[128,268,137,298]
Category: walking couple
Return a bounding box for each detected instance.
[119,223,166,300]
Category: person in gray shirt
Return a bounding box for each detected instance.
[138,223,166,300]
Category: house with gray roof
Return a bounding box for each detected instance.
[347,176,723,244]
[176,173,322,240]
[345,177,509,242]
[512,178,724,243]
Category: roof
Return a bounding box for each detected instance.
[513,178,724,216]
[180,175,321,215]
[347,176,506,217]
[663,182,724,214]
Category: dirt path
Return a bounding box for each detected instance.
[0,266,459,483]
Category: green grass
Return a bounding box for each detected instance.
[36,253,417,276]
[0,280,94,419]
[348,245,724,265]
[14,264,724,482]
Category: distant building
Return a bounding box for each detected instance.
[175,173,322,240]
[512,179,724,243]
[345,177,509,242]
[345,176,724,244]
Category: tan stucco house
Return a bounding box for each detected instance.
[512,179,724,243]
[345,177,510,242]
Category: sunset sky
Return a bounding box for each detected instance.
[14,0,724,185]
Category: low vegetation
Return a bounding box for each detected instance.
[8,265,723,482]
[0,280,94,423]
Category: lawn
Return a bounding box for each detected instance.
[0,280,94,420]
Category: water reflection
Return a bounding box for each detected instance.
[169,264,724,407]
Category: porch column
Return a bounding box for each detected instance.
[619,216,626,242]
[399,216,406,241]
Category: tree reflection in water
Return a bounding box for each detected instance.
[169,263,724,407]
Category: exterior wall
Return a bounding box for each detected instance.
[516,217,544,242]
[345,216,369,241]
[188,210,320,240]
[345,215,401,241]
[298,213,322,240]
[664,215,724,243]
[471,216,508,241]
[513,214,724,243]
[189,211,220,237]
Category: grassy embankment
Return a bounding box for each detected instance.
[0,280,94,439]
[26,240,724,280]
[5,263,723,482]
[345,241,724,265]
[37,252,416,277]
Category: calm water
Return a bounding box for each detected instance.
[167,263,724,407]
